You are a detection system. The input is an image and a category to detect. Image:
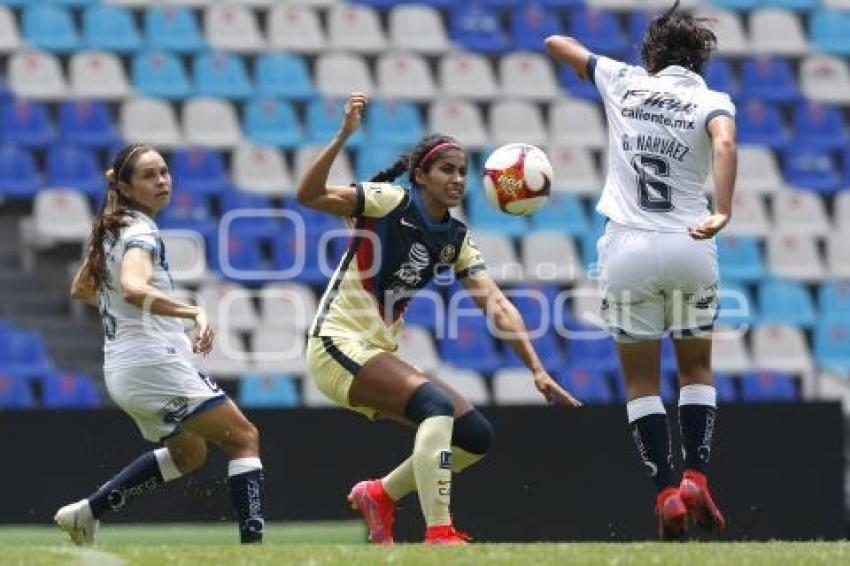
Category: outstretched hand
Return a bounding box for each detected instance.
[339,91,369,140]
[192,307,215,355]
[533,369,583,408]
[688,213,729,240]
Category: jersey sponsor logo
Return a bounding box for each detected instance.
[621,107,695,130]
[393,243,431,286]
[439,450,453,470]
[622,89,698,115]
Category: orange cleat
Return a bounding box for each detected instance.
[424,523,472,545]
[347,480,396,544]
[680,469,726,532]
[656,486,688,540]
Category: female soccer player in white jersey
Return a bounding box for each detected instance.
[54,144,266,545]
[546,1,736,540]
[299,92,581,544]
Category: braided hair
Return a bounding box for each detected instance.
[641,1,717,75]
[82,143,156,290]
[369,134,463,184]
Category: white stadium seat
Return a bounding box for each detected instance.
[159,229,208,284]
[183,97,242,148]
[693,8,751,56]
[205,3,265,52]
[498,52,559,101]
[268,4,326,53]
[121,97,183,147]
[8,49,68,100]
[711,326,753,373]
[731,145,784,194]
[834,192,850,232]
[327,4,386,54]
[724,193,770,237]
[205,329,253,378]
[493,368,546,405]
[438,51,499,101]
[434,365,490,406]
[0,6,21,52]
[471,232,523,284]
[826,229,850,279]
[771,189,831,237]
[489,100,548,148]
[69,51,131,101]
[749,8,809,56]
[259,282,318,332]
[315,52,374,99]
[252,327,307,375]
[232,143,294,197]
[376,52,436,102]
[397,325,440,374]
[428,99,489,149]
[766,232,825,282]
[197,280,259,332]
[800,55,850,105]
[547,145,602,196]
[549,99,606,149]
[388,5,450,54]
[751,324,814,375]
[521,231,584,283]
[32,188,92,244]
[295,145,353,187]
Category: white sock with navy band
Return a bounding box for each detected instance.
[627,396,676,493]
[227,457,265,544]
[678,384,718,473]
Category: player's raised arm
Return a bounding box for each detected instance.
[296,92,367,217]
[544,35,592,81]
[462,271,582,408]
[689,116,737,240]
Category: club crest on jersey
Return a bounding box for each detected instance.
[439,244,457,264]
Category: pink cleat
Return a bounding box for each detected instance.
[347,479,396,544]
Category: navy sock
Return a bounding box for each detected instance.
[228,468,265,544]
[87,451,163,518]
[627,396,675,493]
[679,385,718,473]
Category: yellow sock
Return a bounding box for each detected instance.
[382,447,486,502]
[411,415,454,527]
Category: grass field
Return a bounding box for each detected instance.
[0,522,847,566]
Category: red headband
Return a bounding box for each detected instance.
[417,141,462,169]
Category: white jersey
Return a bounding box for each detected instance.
[100,211,192,370]
[589,55,736,232]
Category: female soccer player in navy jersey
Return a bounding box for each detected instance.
[546,0,737,540]
[299,92,582,545]
[55,144,266,545]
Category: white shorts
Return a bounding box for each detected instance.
[596,221,720,342]
[104,361,227,442]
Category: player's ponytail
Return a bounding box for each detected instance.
[370,154,410,183]
[83,143,153,290]
[641,0,717,75]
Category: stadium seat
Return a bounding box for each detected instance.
[717,281,758,327]
[784,148,842,195]
[267,4,326,53]
[569,8,628,59]
[238,374,300,408]
[132,51,194,100]
[826,229,850,279]
[558,63,602,101]
[438,51,500,101]
[183,97,242,148]
[549,99,606,149]
[255,53,315,101]
[159,229,209,284]
[819,281,850,323]
[836,191,850,232]
[46,144,102,197]
[555,367,613,404]
[58,101,121,149]
[749,7,809,56]
[327,3,386,53]
[431,365,489,406]
[489,100,548,147]
[809,8,850,56]
[205,329,253,377]
[315,53,374,100]
[766,232,825,282]
[693,7,751,56]
[563,321,620,375]
[712,326,752,374]
[0,5,21,53]
[502,330,564,370]
[365,101,423,148]
[530,193,590,236]
[258,282,317,332]
[466,195,528,238]
[492,368,545,405]
[397,325,441,373]
[306,98,365,148]
[0,143,39,198]
[751,323,814,375]
[376,52,436,102]
[82,4,141,53]
[355,144,405,181]
[739,56,800,103]
[294,145,353,188]
[468,232,523,283]
[449,3,512,55]
[767,0,819,10]
[814,321,850,372]
[205,3,264,52]
[121,97,183,148]
[800,54,850,105]
[736,100,788,151]
[716,236,766,282]
[8,49,67,100]
[253,328,307,375]
[792,101,848,152]
[440,321,502,374]
[758,279,816,328]
[772,189,831,237]
[244,97,303,149]
[69,50,130,101]
[0,328,51,375]
[41,370,101,408]
[521,231,584,283]
[548,145,602,196]
[740,370,799,402]
[197,280,259,331]
[193,52,253,100]
[271,222,327,285]
[0,99,55,148]
[30,188,92,245]
[232,143,294,197]
[703,58,739,100]
[170,148,230,195]
[724,193,770,237]
[22,4,80,53]
[499,52,559,101]
[0,370,35,409]
[510,2,562,52]
[428,99,489,149]
[731,145,784,194]
[388,4,450,54]
[144,6,205,53]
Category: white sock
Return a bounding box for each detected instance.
[228,457,263,477]
[154,447,182,482]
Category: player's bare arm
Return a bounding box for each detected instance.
[296,92,368,216]
[544,35,592,80]
[70,254,98,307]
[690,116,737,240]
[462,271,582,408]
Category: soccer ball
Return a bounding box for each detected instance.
[482,143,553,216]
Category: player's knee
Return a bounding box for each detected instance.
[405,382,454,424]
[239,421,261,455]
[171,441,208,474]
[452,409,494,456]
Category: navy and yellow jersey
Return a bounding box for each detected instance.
[310,182,486,350]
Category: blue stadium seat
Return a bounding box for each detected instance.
[814,321,850,372]
[144,6,205,53]
[46,144,102,197]
[255,53,315,101]
[22,4,80,52]
[736,100,787,150]
[41,370,101,408]
[0,144,39,198]
[714,372,738,403]
[845,149,850,189]
[709,0,759,9]
[530,193,589,235]
[158,189,214,226]
[611,369,677,403]
[716,235,766,282]
[0,370,35,409]
[209,223,268,277]
[439,322,502,374]
[58,101,121,149]
[809,9,850,56]
[0,328,51,375]
[0,100,54,148]
[194,52,253,100]
[169,148,230,195]
[740,370,798,402]
[366,101,423,148]
[818,282,850,324]
[703,58,740,101]
[449,3,512,55]
[563,320,620,375]
[82,4,141,53]
[739,56,799,104]
[792,101,848,152]
[507,283,560,331]
[238,374,300,408]
[555,367,613,404]
[219,190,278,239]
[718,281,758,327]
[783,148,842,195]
[510,3,562,52]
[766,0,818,10]
[356,144,405,181]
[284,197,343,239]
[477,0,523,7]
[568,8,628,59]
[272,224,326,285]
[132,50,194,100]
[558,65,602,101]
[466,197,529,237]
[306,99,365,148]
[244,98,303,149]
[758,279,817,328]
[502,330,564,370]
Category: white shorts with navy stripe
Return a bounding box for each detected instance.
[105,361,227,442]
